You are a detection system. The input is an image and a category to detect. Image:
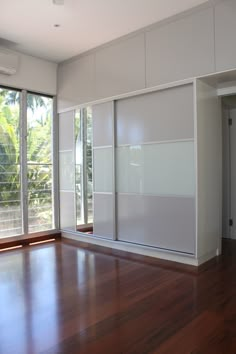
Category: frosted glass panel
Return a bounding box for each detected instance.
[93,102,113,147]
[59,111,74,151]
[93,193,113,239]
[116,84,194,146]
[116,141,195,196]
[59,151,74,191]
[94,147,113,193]
[117,194,195,253]
[60,191,75,230]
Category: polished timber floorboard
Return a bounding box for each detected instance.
[0,239,236,354]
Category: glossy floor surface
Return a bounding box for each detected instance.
[0,239,236,354]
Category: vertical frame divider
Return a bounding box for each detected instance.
[80,108,85,224]
[112,100,117,240]
[193,78,198,260]
[228,109,232,239]
[20,90,28,235]
[73,109,77,232]
[52,97,59,230]
[82,108,88,225]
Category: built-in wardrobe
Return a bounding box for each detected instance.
[59,79,222,266]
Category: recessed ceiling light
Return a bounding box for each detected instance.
[53,0,64,5]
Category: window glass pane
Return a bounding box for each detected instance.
[75,107,93,231]
[0,88,22,238]
[75,110,83,227]
[28,165,53,233]
[27,94,52,164]
[27,94,54,233]
[85,107,93,224]
[75,164,83,226]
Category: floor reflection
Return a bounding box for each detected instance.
[0,245,59,354]
[0,239,225,354]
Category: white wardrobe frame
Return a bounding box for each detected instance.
[60,76,222,267]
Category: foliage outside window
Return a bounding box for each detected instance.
[0,88,54,238]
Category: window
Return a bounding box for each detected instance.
[27,94,54,233]
[0,88,22,238]
[0,87,56,239]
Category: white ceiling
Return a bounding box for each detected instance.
[0,0,209,63]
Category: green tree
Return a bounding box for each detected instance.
[0,90,45,111]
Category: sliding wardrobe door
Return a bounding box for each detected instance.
[116,84,196,254]
[59,111,75,230]
[93,102,114,239]
[75,107,94,233]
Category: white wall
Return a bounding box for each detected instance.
[0,50,57,95]
[196,79,222,263]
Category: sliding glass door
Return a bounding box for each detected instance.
[27,93,54,233]
[0,88,22,238]
[0,87,56,239]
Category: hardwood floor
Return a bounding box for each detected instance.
[0,239,236,354]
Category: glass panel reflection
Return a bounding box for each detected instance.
[75,107,93,233]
